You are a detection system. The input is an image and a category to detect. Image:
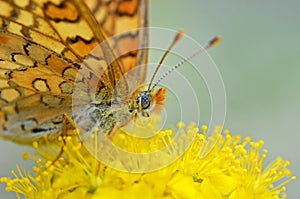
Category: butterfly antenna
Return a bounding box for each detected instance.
[147,29,184,90]
[150,35,222,91]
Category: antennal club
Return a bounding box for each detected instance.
[150,35,222,91]
[147,29,184,90]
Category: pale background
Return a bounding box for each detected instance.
[0,0,299,198]
[150,0,300,198]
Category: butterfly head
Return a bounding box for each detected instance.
[128,32,221,119]
[130,87,166,118]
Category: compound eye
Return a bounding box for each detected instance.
[141,95,150,109]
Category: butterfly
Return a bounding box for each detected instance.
[0,0,167,144]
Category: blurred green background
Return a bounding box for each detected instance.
[0,0,299,198]
[150,0,299,197]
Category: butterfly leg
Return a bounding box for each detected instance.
[47,114,78,167]
[108,123,120,140]
[108,110,139,139]
[62,113,78,136]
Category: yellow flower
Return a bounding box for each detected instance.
[0,122,295,199]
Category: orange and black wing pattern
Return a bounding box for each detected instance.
[0,0,148,143]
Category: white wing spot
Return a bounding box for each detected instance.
[33,79,49,92]
[1,88,20,102]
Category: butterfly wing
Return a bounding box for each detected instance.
[0,31,77,143]
[86,0,149,81]
[0,0,149,143]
